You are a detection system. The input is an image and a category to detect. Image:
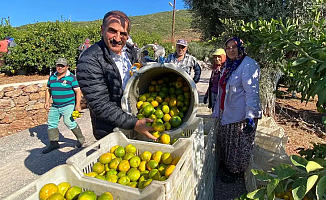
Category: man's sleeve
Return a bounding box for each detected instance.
[76,54,138,130]
[192,59,201,83]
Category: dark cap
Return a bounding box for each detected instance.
[56,58,68,66]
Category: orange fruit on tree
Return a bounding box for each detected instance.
[176,101,184,108]
[162,152,173,164]
[175,81,183,88]
[165,165,176,178]
[118,160,130,172]
[164,96,171,103]
[138,179,153,189]
[86,171,98,177]
[157,163,168,176]
[160,134,171,144]
[149,114,157,122]
[178,111,184,118]
[147,96,154,102]
[98,192,114,200]
[155,96,163,103]
[110,145,120,154]
[129,156,141,168]
[177,95,185,102]
[170,116,182,127]
[163,113,172,122]
[39,183,59,200]
[155,85,161,92]
[140,151,152,162]
[140,170,150,179]
[106,168,117,175]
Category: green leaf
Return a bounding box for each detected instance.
[292,177,308,200]
[267,178,280,197]
[306,161,324,173]
[291,155,308,170]
[247,188,266,199]
[317,61,326,72]
[311,158,326,167]
[316,176,326,200]
[251,169,273,181]
[273,163,296,180]
[307,175,318,194]
[291,58,309,67]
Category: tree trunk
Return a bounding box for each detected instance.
[260,66,282,118]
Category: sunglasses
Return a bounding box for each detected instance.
[56,64,67,68]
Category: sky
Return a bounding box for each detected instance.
[1,0,187,27]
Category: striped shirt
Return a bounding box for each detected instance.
[47,70,79,108]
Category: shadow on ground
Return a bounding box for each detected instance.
[24,124,85,175]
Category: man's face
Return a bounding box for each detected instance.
[101,16,129,55]
[176,44,187,57]
[56,64,68,75]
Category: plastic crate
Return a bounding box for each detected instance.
[120,117,205,187]
[257,117,278,128]
[255,126,288,150]
[195,116,217,200]
[66,131,194,200]
[4,164,165,200]
[245,145,290,193]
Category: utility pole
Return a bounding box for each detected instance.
[171,0,176,49]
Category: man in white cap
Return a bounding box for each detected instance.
[165,39,201,83]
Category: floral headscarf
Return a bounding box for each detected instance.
[220,37,246,85]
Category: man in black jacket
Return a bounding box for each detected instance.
[76,10,156,140]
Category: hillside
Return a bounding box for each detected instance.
[18,10,201,43]
[130,10,201,42]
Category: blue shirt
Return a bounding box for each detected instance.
[47,70,79,108]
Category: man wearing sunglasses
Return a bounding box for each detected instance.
[165,39,201,83]
[43,58,84,154]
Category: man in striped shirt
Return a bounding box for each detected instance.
[42,58,84,154]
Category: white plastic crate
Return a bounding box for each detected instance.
[255,126,287,150]
[195,116,217,200]
[245,145,290,193]
[66,131,194,200]
[257,117,278,128]
[4,164,165,200]
[120,117,205,187]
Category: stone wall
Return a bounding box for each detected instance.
[0,81,87,137]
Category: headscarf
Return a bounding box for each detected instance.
[220,37,246,85]
[211,48,226,81]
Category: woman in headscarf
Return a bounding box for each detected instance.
[204,48,226,110]
[212,37,262,183]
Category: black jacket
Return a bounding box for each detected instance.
[77,39,138,140]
